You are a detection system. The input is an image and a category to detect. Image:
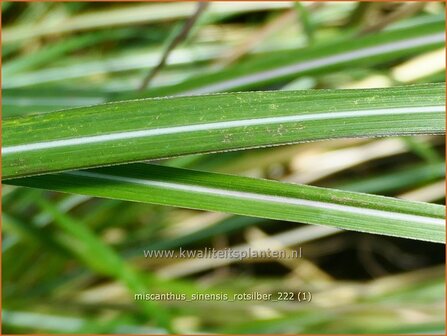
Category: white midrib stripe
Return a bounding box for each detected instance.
[66,171,445,227]
[3,105,445,155]
[181,32,445,95]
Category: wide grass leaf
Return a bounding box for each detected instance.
[7,164,445,243]
[3,83,445,179]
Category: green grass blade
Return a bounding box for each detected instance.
[2,2,293,44]
[2,31,128,75]
[335,162,445,194]
[3,83,445,179]
[2,88,107,118]
[34,197,173,331]
[2,44,226,89]
[121,18,444,98]
[122,161,445,256]
[7,164,445,243]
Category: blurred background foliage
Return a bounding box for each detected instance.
[2,1,446,334]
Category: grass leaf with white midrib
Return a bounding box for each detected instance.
[121,18,445,98]
[3,83,445,179]
[7,163,445,243]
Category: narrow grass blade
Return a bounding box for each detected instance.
[124,162,446,255]
[34,197,173,331]
[2,2,293,44]
[2,44,226,89]
[2,31,129,75]
[335,162,445,194]
[7,164,445,243]
[122,18,445,98]
[2,88,107,118]
[3,83,445,179]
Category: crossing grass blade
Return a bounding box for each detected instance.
[6,163,445,243]
[3,83,445,179]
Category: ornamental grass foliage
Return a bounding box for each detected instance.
[2,2,446,334]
